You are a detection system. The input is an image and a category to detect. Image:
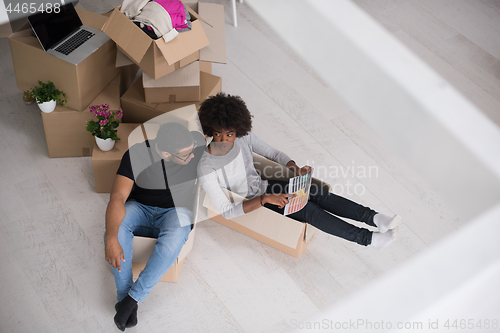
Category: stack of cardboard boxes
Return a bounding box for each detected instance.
[103,1,225,124]
[8,2,226,281]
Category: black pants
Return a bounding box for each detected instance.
[264,180,377,246]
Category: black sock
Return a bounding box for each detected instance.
[114,295,138,331]
[126,304,138,328]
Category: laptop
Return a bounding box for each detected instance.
[28,3,110,65]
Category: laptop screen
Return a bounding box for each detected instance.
[28,3,83,51]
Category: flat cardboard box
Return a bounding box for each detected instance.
[9,8,120,111]
[121,71,221,123]
[41,73,121,158]
[102,2,226,80]
[143,61,201,103]
[102,5,209,80]
[193,2,227,64]
[203,154,332,258]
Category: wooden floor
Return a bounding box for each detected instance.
[0,0,498,332]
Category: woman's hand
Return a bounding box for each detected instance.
[263,193,296,209]
[298,165,312,175]
[286,160,312,176]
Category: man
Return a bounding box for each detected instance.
[104,121,205,331]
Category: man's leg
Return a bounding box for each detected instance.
[127,207,192,303]
[105,200,154,302]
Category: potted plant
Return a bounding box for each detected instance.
[86,104,123,151]
[28,80,67,113]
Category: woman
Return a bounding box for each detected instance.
[197,93,401,249]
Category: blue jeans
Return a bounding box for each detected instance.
[264,180,377,246]
[105,200,192,302]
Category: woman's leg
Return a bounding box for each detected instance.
[308,184,378,227]
[263,180,373,246]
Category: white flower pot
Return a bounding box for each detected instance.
[95,137,115,151]
[37,99,57,113]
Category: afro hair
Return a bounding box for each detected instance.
[198,92,253,137]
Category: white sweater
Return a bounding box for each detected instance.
[197,132,292,219]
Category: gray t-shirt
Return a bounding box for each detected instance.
[197,132,292,219]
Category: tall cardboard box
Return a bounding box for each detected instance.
[143,61,201,103]
[203,154,332,258]
[9,8,120,111]
[91,123,141,193]
[121,71,221,124]
[101,2,226,80]
[41,73,121,158]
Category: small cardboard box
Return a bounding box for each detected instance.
[203,154,332,258]
[91,123,141,193]
[132,225,196,282]
[143,61,201,103]
[121,71,221,124]
[9,8,120,111]
[102,2,226,80]
[41,73,121,158]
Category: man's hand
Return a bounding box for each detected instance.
[105,238,125,272]
[264,193,296,209]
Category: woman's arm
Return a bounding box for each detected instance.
[247,132,292,166]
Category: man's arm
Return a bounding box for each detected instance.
[104,175,134,272]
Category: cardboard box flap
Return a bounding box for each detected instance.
[76,8,108,30]
[178,226,196,261]
[102,8,151,64]
[127,124,148,146]
[143,61,200,88]
[198,2,227,64]
[184,4,212,28]
[155,20,209,65]
[203,188,305,249]
[116,48,135,67]
[304,223,318,242]
[132,237,157,263]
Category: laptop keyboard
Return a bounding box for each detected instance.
[55,29,95,55]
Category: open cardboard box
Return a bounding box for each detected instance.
[121,71,221,124]
[116,48,212,75]
[203,154,332,259]
[9,8,120,111]
[102,1,226,80]
[41,73,121,158]
[143,61,201,103]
